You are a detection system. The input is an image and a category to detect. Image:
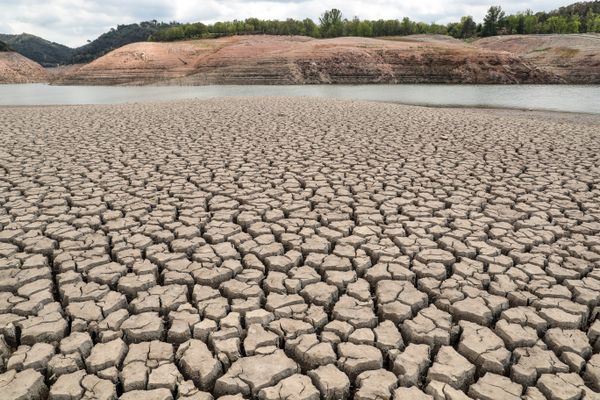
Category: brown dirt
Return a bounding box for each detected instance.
[53,35,560,85]
[473,34,600,83]
[0,51,48,84]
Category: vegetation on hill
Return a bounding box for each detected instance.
[2,1,599,65]
[0,39,10,51]
[0,21,178,66]
[0,33,73,66]
[71,21,178,63]
[150,1,600,42]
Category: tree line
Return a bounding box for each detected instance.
[150,2,600,42]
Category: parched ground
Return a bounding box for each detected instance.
[0,98,600,400]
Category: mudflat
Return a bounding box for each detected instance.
[1,98,600,400]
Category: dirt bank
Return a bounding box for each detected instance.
[0,51,48,84]
[474,33,600,84]
[53,35,560,85]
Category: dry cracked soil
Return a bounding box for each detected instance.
[0,97,600,400]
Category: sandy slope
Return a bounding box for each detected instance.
[474,34,600,83]
[0,51,48,84]
[53,35,559,85]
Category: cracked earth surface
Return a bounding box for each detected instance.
[0,97,599,400]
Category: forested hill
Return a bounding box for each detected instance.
[2,1,600,66]
[71,21,178,63]
[0,21,177,66]
[150,1,600,42]
[0,40,10,51]
[0,33,73,66]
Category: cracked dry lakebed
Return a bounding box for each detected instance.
[0,97,600,400]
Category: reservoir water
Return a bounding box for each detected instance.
[1,84,599,114]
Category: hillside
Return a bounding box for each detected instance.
[71,21,178,64]
[0,51,48,83]
[1,22,176,66]
[0,33,73,67]
[52,35,560,85]
[0,40,10,51]
[474,33,600,83]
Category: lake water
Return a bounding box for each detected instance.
[1,84,599,114]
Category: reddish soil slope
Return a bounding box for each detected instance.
[474,34,600,83]
[0,51,48,84]
[54,35,560,85]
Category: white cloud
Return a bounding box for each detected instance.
[0,0,570,47]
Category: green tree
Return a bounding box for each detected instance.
[590,14,600,32]
[543,16,569,33]
[302,18,320,37]
[523,12,540,34]
[459,16,477,37]
[567,14,581,33]
[319,9,344,37]
[482,6,505,36]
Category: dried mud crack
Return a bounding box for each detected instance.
[0,97,599,400]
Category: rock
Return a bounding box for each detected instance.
[258,374,319,400]
[121,312,165,342]
[374,320,404,355]
[0,369,48,400]
[458,321,510,374]
[494,319,538,350]
[451,297,493,326]
[402,306,459,350]
[7,343,54,372]
[544,328,592,358]
[584,354,600,391]
[332,295,377,329]
[177,380,213,399]
[511,347,569,387]
[19,312,68,345]
[393,343,431,387]
[120,388,173,400]
[85,338,127,373]
[376,280,428,324]
[214,350,299,397]
[147,363,182,391]
[415,249,455,266]
[425,380,471,400]
[427,346,476,390]
[176,339,222,391]
[286,333,336,369]
[49,370,117,400]
[536,373,587,400]
[392,386,433,400]
[60,332,93,358]
[307,364,350,400]
[468,373,523,400]
[337,343,383,380]
[355,369,398,400]
[244,324,279,356]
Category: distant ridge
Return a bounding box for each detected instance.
[0,21,176,66]
[0,33,73,67]
[0,39,10,52]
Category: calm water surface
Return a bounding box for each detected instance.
[1,84,599,114]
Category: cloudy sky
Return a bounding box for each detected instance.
[1,0,568,48]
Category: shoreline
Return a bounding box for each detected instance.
[1,95,599,119]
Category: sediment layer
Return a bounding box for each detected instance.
[53,35,560,85]
[474,33,600,84]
